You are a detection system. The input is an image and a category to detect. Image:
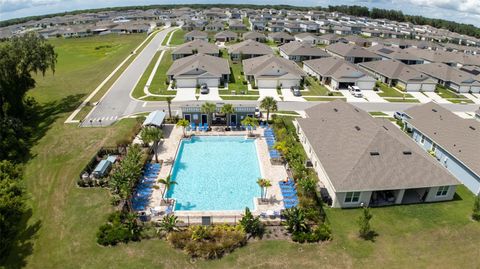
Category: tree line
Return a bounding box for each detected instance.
[0,33,57,260]
[2,4,480,39]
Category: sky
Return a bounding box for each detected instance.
[1,0,480,27]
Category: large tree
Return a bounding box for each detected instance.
[260,96,277,122]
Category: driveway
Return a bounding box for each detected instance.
[423,92,450,104]
[464,93,480,104]
[362,90,387,103]
[281,89,305,102]
[258,88,282,101]
[338,89,368,102]
[198,87,221,101]
[173,88,196,101]
[409,92,432,103]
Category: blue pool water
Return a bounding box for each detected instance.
[166,136,262,211]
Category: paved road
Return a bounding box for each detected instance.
[82,27,176,127]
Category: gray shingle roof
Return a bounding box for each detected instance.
[297,100,459,192]
[279,41,330,57]
[167,53,230,77]
[242,54,305,79]
[304,57,371,81]
[360,59,437,84]
[326,42,382,59]
[404,102,480,177]
[172,39,219,55]
[412,63,480,86]
[228,39,273,55]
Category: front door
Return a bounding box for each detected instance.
[184,114,191,122]
[230,114,237,126]
[201,114,208,125]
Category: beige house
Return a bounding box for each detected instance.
[171,39,220,60]
[228,39,273,61]
[294,100,460,208]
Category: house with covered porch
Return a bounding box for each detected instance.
[294,100,459,208]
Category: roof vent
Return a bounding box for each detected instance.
[403,151,412,155]
[370,151,380,156]
[432,108,437,112]
[355,125,361,131]
[354,108,359,112]
[333,108,338,112]
[382,126,388,131]
[470,126,476,130]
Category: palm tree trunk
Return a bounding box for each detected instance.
[154,141,159,163]
[168,103,172,119]
[267,109,270,122]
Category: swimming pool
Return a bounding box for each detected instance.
[166,136,262,211]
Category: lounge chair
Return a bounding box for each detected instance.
[204,123,209,132]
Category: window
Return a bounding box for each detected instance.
[436,186,449,197]
[420,135,425,144]
[431,143,437,152]
[344,192,361,203]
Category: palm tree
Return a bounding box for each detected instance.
[257,178,272,201]
[166,96,173,119]
[158,175,177,203]
[158,215,179,233]
[176,118,189,137]
[200,102,216,126]
[260,96,278,122]
[282,207,308,233]
[141,127,163,163]
[241,116,258,136]
[220,103,235,126]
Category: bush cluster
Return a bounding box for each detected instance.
[167,225,246,259]
[292,224,332,243]
[96,211,141,246]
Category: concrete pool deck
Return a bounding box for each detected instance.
[147,125,289,224]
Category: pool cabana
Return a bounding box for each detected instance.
[143,110,166,128]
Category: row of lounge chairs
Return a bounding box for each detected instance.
[132,163,161,211]
[280,179,299,208]
[189,123,209,132]
[264,128,281,159]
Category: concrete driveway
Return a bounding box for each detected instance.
[423,92,450,104]
[258,88,282,101]
[281,89,305,102]
[362,90,387,103]
[198,87,221,101]
[173,88,196,101]
[409,92,432,103]
[465,93,480,104]
[339,89,368,102]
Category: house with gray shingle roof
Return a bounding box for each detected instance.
[242,31,266,42]
[367,45,423,65]
[326,42,382,64]
[228,39,273,61]
[267,32,295,44]
[279,41,330,62]
[413,63,480,93]
[167,53,230,88]
[303,57,375,90]
[214,30,237,42]
[294,100,460,208]
[171,39,220,60]
[360,59,437,92]
[403,102,480,195]
[294,33,319,44]
[243,54,305,89]
[184,30,209,42]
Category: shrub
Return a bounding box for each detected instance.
[473,194,480,221]
[314,223,332,241]
[239,207,264,238]
[167,225,246,259]
[96,211,141,246]
[358,207,374,240]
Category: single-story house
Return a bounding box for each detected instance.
[294,33,319,44]
[341,35,371,47]
[359,60,437,92]
[279,41,330,62]
[268,32,295,44]
[184,30,209,42]
[317,34,342,45]
[368,45,424,65]
[326,43,382,64]
[205,21,224,32]
[243,54,306,89]
[403,102,480,195]
[182,104,256,126]
[166,53,230,88]
[242,31,266,42]
[303,57,376,90]
[228,21,247,31]
[476,108,480,121]
[294,100,460,208]
[171,39,220,60]
[413,63,480,93]
[214,30,237,42]
[228,39,274,61]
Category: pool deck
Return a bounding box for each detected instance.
[147,125,289,224]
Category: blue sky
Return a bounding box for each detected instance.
[1,0,480,27]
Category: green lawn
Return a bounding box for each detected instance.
[436,85,466,99]
[169,29,185,46]
[384,98,420,103]
[304,97,346,102]
[131,50,161,99]
[303,77,343,96]
[369,111,388,116]
[221,95,259,100]
[161,30,173,46]
[273,110,300,115]
[377,82,413,98]
[4,33,480,268]
[448,98,474,104]
[220,49,250,95]
[148,50,173,95]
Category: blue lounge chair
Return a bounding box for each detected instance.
[204,123,209,131]
[259,122,265,128]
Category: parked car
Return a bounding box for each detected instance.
[291,86,302,97]
[254,107,262,118]
[348,85,363,98]
[394,111,404,120]
[200,84,209,94]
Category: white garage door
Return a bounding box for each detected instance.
[176,78,197,88]
[198,78,219,87]
[356,81,375,90]
[257,79,277,89]
[421,83,436,92]
[407,83,422,92]
[471,86,480,94]
[280,79,299,89]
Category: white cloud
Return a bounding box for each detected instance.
[0,0,62,12]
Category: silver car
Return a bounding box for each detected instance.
[200,84,209,94]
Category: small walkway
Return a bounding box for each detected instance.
[465,93,480,104]
[362,90,387,103]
